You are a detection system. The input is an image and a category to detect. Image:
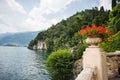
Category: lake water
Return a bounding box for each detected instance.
[0,46,51,80]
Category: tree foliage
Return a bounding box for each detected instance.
[108,4,120,33]
[99,31,120,52]
[112,0,117,9]
[75,44,88,60]
[28,7,109,51]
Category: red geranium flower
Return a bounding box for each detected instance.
[79,25,112,41]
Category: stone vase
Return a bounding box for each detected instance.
[86,37,102,46]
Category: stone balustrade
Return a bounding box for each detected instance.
[75,68,95,80]
[106,51,120,78]
[75,45,108,80]
[75,51,120,80]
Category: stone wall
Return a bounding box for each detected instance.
[107,51,120,78]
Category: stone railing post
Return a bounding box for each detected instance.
[83,46,108,80]
[75,67,94,80]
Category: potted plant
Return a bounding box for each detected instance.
[79,26,112,46]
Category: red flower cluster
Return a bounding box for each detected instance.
[80,26,112,41]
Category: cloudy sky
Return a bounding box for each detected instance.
[0,0,111,34]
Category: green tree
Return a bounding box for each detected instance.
[45,38,54,51]
[76,17,83,44]
[75,44,87,60]
[99,31,120,52]
[92,16,101,26]
[28,40,34,49]
[100,6,104,11]
[112,0,117,9]
[109,4,120,33]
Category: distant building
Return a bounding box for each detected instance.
[116,0,120,4]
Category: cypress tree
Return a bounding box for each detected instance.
[112,0,117,9]
[100,6,104,11]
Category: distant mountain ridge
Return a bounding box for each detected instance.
[0,31,39,47]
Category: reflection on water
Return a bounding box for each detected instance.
[0,46,50,80]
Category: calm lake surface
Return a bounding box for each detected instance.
[0,46,51,80]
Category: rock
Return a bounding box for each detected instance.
[73,59,83,79]
[33,40,47,50]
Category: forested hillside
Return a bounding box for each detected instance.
[28,6,110,51]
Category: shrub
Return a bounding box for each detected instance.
[99,31,120,52]
[46,49,74,80]
[76,44,88,59]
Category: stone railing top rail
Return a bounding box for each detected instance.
[75,68,94,80]
[107,51,120,56]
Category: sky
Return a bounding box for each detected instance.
[0,0,111,34]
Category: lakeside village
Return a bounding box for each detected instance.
[28,0,120,80]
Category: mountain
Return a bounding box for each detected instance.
[28,7,110,51]
[0,31,39,47]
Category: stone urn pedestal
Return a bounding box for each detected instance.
[85,37,102,47]
[82,37,108,80]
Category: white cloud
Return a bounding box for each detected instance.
[0,15,3,19]
[40,0,74,12]
[23,0,74,32]
[98,0,111,10]
[0,0,29,33]
[0,0,83,34]
[23,15,60,32]
[24,18,51,31]
[51,18,59,24]
[28,0,75,19]
[6,0,27,14]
